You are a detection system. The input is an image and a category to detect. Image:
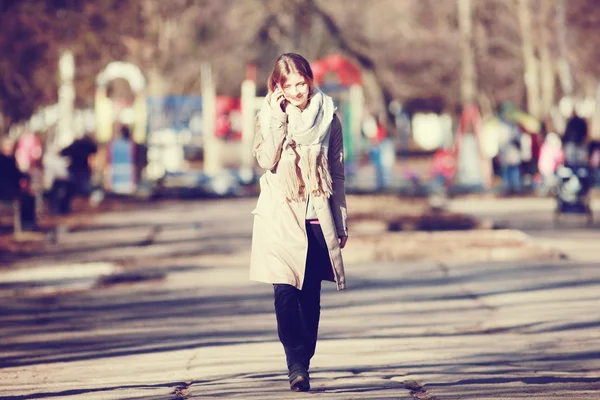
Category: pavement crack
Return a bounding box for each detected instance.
[436,261,450,278]
[437,260,496,311]
[459,287,496,311]
[172,380,192,399]
[186,352,198,371]
[404,379,436,400]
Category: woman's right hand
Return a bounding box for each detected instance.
[270,87,287,113]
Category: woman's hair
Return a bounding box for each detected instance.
[267,53,314,96]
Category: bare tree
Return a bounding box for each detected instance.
[537,0,557,118]
[517,0,541,119]
[458,0,477,106]
[4,0,600,131]
[556,0,573,97]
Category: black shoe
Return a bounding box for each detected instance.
[289,372,310,392]
[288,365,310,392]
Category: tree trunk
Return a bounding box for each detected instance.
[458,0,477,105]
[556,0,573,97]
[518,0,541,119]
[538,0,556,119]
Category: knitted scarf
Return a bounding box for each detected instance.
[258,90,336,201]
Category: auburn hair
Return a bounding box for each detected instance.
[267,53,314,96]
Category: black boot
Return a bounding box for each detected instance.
[288,363,310,392]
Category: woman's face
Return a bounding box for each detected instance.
[281,72,310,110]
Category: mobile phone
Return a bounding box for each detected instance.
[281,96,289,112]
[273,83,287,110]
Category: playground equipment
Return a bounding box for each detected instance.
[95,61,147,144]
[142,56,365,193]
[139,64,262,194]
[450,104,493,190]
[94,61,147,194]
[91,56,366,196]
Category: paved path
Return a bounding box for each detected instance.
[448,195,600,262]
[1,197,600,399]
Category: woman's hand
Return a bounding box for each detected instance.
[339,236,348,249]
[270,87,287,113]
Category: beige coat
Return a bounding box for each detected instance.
[250,109,348,290]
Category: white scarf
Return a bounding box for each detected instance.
[258,90,336,201]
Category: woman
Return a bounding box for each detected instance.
[250,53,348,392]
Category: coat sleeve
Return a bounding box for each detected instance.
[328,115,348,238]
[252,108,288,171]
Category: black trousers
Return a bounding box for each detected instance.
[273,222,332,373]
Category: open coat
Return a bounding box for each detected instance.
[250,106,348,290]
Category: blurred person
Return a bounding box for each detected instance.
[14,131,43,173]
[588,140,600,170]
[250,53,348,392]
[60,131,98,196]
[46,132,98,214]
[0,137,37,231]
[363,112,390,191]
[562,112,588,165]
[496,113,523,194]
[430,147,455,192]
[537,131,564,196]
[588,140,600,187]
[16,173,38,231]
[107,125,136,194]
[554,114,595,209]
[0,137,22,203]
[132,132,148,187]
[44,141,72,215]
[15,131,44,221]
[371,116,394,191]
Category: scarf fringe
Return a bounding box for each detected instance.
[281,148,332,202]
[316,153,333,198]
[277,145,303,201]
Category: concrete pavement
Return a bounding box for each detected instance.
[1,196,600,399]
[448,195,600,262]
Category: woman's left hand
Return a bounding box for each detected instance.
[270,87,287,113]
[339,236,348,249]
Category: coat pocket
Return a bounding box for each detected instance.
[252,175,281,216]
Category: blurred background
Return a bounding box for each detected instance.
[4,4,600,397]
[1,0,600,235]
